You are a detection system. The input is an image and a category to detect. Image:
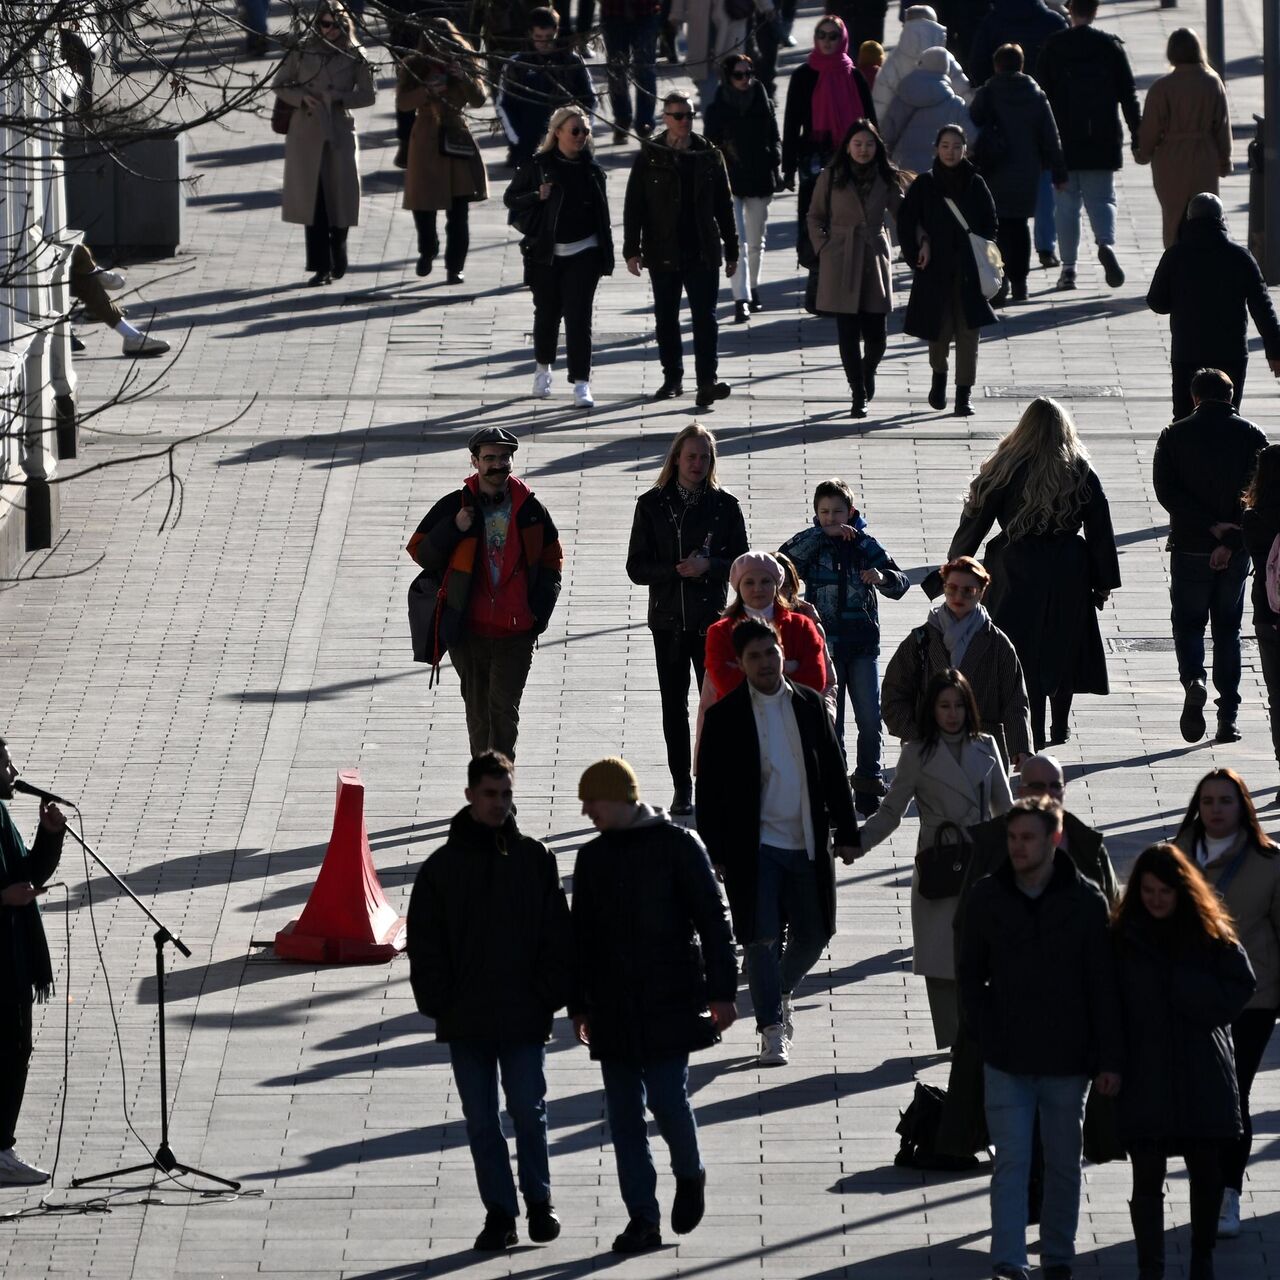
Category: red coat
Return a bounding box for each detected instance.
[704,608,827,701]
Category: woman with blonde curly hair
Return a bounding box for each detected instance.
[944,396,1120,749]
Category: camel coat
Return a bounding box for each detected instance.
[859,734,1013,979]
[396,55,488,210]
[1136,63,1232,248]
[808,169,904,315]
[273,39,376,227]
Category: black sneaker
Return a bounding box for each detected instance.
[653,377,684,400]
[1038,250,1060,269]
[636,122,653,138]
[695,381,731,408]
[474,1212,518,1251]
[526,1200,561,1243]
[1056,267,1077,290]
[671,1170,706,1234]
[1098,244,1125,288]
[1181,679,1208,742]
[749,289,763,312]
[613,125,629,144]
[612,1217,662,1253]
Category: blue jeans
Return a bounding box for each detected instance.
[602,16,659,130]
[449,1041,550,1219]
[1170,549,1250,717]
[1054,170,1118,268]
[984,1066,1090,1273]
[601,1054,702,1224]
[746,844,831,1031]
[833,654,882,784]
[1034,170,1056,254]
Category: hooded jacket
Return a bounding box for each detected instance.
[880,60,973,178]
[872,14,971,117]
[968,0,1066,86]
[968,70,1066,218]
[407,807,572,1043]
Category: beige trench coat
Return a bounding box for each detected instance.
[396,56,488,210]
[808,169,904,315]
[1136,64,1232,248]
[859,734,1014,979]
[273,39,376,227]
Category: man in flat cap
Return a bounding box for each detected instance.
[407,428,563,759]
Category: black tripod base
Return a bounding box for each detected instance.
[71,1142,241,1191]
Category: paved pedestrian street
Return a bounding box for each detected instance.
[3,1,1280,1276]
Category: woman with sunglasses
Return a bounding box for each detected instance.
[504,106,614,408]
[704,54,782,325]
[806,118,907,417]
[1173,768,1280,1240]
[782,15,876,267]
[272,2,376,286]
[882,555,1032,770]
[897,123,997,416]
[397,18,487,284]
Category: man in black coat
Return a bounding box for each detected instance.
[1153,366,1270,746]
[1147,193,1280,422]
[958,797,1122,1280]
[406,752,572,1252]
[570,757,736,1255]
[405,427,563,761]
[1035,0,1140,291]
[623,92,739,409]
[696,618,860,1067]
[0,738,65,1187]
[626,425,748,814]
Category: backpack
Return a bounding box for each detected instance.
[1266,532,1280,614]
[894,1082,981,1171]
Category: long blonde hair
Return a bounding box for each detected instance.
[313,1,358,46]
[965,397,1093,539]
[537,106,594,156]
[654,424,720,490]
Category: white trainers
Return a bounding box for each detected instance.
[781,993,795,1041]
[532,365,553,398]
[122,333,170,357]
[0,1148,50,1185]
[758,1023,790,1066]
[1218,1186,1241,1238]
[573,380,594,408]
[95,268,126,291]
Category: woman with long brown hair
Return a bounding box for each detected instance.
[1174,768,1280,1239]
[1112,841,1255,1278]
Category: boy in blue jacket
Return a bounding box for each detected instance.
[779,479,909,815]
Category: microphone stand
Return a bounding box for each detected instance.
[61,823,241,1191]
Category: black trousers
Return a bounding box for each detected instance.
[1131,1139,1222,1258]
[996,216,1031,288]
[1258,624,1280,765]
[304,183,349,274]
[651,265,720,388]
[834,0,888,48]
[835,312,887,396]
[0,1000,33,1150]
[749,12,781,97]
[414,201,470,276]
[652,628,707,788]
[1225,1006,1278,1191]
[1171,358,1246,421]
[529,248,603,382]
[1029,688,1074,752]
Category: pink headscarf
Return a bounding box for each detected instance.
[807,16,866,151]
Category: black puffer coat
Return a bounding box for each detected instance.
[968,71,1066,218]
[626,482,748,634]
[898,160,998,341]
[407,808,572,1043]
[1114,915,1255,1144]
[569,808,737,1062]
[703,78,782,200]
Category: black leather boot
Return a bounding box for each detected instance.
[1129,1195,1165,1279]
[953,385,974,416]
[928,368,947,410]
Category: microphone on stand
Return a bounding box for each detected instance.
[12,778,76,807]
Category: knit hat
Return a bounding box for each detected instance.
[578,757,640,803]
[857,39,884,67]
[918,46,950,73]
[729,551,784,594]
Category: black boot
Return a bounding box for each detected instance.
[526,1200,561,1243]
[1129,1195,1165,1279]
[1189,1175,1222,1279]
[953,385,973,416]
[928,368,948,410]
[863,361,878,403]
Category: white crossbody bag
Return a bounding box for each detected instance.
[943,196,1004,300]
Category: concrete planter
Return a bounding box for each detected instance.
[63,132,187,256]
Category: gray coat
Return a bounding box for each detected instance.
[881,68,973,177]
[860,734,1013,978]
[273,38,377,226]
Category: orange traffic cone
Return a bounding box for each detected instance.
[274,768,407,963]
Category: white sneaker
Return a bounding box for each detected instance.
[1218,1186,1241,1238]
[122,333,170,357]
[781,993,795,1041]
[95,268,126,291]
[532,365,553,398]
[573,380,594,407]
[758,1023,790,1066]
[0,1148,50,1185]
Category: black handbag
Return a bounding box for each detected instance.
[271,97,294,135]
[439,121,478,158]
[916,820,973,901]
[408,569,445,665]
[894,1082,981,1171]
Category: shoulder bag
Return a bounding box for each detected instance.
[943,195,1003,300]
[271,97,295,134]
[916,820,973,901]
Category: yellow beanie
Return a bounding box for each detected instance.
[578,757,640,803]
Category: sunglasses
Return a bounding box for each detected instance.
[730,69,753,81]
[665,110,692,121]
[318,17,338,27]
[815,28,840,40]
[566,125,589,137]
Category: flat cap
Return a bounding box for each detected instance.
[468,427,520,453]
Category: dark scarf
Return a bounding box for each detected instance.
[0,804,54,1004]
[850,158,877,202]
[719,75,756,113]
[931,157,970,198]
